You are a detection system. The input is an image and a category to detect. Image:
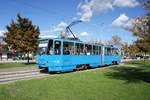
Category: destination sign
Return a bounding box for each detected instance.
[39,39,49,44]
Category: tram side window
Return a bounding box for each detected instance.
[105,48,111,55]
[115,48,119,55]
[85,44,92,55]
[54,41,61,55]
[99,46,101,55]
[47,40,54,55]
[112,48,119,55]
[63,42,74,55]
[105,48,107,55]
[93,45,99,55]
[112,48,115,55]
[107,48,111,55]
[75,43,84,55]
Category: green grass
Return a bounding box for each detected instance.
[0,60,150,100]
[0,63,35,69]
[124,60,150,67]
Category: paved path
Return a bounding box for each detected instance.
[0,66,38,73]
[0,66,49,84]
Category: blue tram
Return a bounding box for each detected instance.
[36,38,121,72]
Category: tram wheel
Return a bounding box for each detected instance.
[115,61,118,65]
[76,64,87,71]
[84,64,88,70]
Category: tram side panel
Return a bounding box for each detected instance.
[72,55,102,68]
[62,55,76,72]
[46,55,63,72]
[103,46,121,65]
[62,55,102,71]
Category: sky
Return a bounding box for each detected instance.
[0,0,148,44]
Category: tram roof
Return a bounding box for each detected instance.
[39,37,82,42]
[39,37,119,49]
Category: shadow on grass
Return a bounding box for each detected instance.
[105,65,150,83]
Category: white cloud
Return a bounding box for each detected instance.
[53,21,68,32]
[77,0,139,22]
[112,14,129,27]
[89,0,114,12]
[112,13,136,31]
[124,19,135,28]
[113,0,139,8]
[40,21,67,35]
[78,0,114,22]
[80,4,93,21]
[79,32,89,36]
[0,30,5,36]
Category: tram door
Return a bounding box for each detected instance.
[101,46,104,65]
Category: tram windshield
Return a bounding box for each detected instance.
[37,39,49,55]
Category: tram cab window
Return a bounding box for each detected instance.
[75,43,84,55]
[47,40,54,55]
[63,42,74,55]
[93,45,99,55]
[54,41,61,55]
[38,47,46,55]
[85,44,92,55]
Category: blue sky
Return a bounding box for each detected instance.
[0,0,148,44]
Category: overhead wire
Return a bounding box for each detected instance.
[13,0,73,21]
[11,0,75,34]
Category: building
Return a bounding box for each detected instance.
[0,36,12,60]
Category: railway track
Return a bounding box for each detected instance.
[0,69,49,84]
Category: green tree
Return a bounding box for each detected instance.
[128,43,140,57]
[121,42,129,57]
[4,14,40,63]
[144,0,150,10]
[129,1,150,55]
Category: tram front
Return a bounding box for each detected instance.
[36,39,49,69]
[36,38,63,72]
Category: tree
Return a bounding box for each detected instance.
[4,14,40,63]
[106,35,122,48]
[128,1,150,55]
[89,39,103,45]
[144,0,150,10]
[132,0,150,62]
[111,35,122,47]
[121,42,129,57]
[128,43,140,57]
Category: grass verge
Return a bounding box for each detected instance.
[0,60,150,100]
[0,63,35,69]
[124,60,150,67]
